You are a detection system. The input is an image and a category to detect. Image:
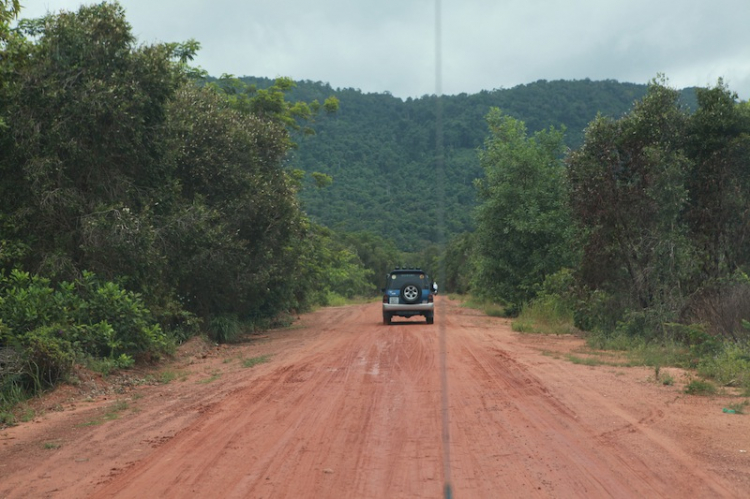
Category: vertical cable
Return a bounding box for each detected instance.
[435,1,452,498]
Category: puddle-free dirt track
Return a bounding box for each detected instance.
[2,297,749,498]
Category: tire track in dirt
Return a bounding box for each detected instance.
[442,306,739,497]
[2,298,748,498]
[89,305,445,498]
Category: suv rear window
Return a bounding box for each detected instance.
[386,272,428,290]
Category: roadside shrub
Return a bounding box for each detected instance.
[697,343,750,389]
[325,292,348,307]
[83,353,136,376]
[21,326,75,389]
[208,314,242,343]
[460,295,508,317]
[539,269,577,308]
[0,270,67,333]
[513,293,576,335]
[627,339,691,369]
[0,269,167,389]
[573,289,623,334]
[615,306,679,343]
[586,330,645,351]
[664,322,723,358]
[681,273,750,342]
[684,378,717,395]
[74,272,167,356]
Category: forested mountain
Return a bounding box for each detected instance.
[242,77,696,251]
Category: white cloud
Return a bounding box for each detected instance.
[19,0,750,99]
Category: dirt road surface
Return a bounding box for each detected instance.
[2,297,749,498]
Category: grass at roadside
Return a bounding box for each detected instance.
[241,355,271,368]
[513,294,577,335]
[320,293,378,307]
[454,291,750,397]
[455,294,507,317]
[75,399,131,427]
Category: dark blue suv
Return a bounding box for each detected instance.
[382,268,435,325]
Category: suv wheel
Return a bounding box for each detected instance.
[401,283,421,304]
[383,312,392,325]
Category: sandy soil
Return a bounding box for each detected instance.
[1,297,749,498]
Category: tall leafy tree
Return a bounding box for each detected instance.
[473,108,574,308]
[162,84,300,319]
[443,231,476,294]
[685,81,750,281]
[0,3,317,326]
[0,0,22,128]
[0,3,185,286]
[567,78,694,328]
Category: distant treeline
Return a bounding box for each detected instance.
[240,76,697,251]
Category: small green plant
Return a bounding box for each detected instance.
[0,269,168,405]
[513,294,576,335]
[484,303,506,317]
[565,351,627,367]
[0,376,27,416]
[19,406,35,422]
[586,331,641,351]
[697,343,750,388]
[208,315,242,344]
[324,292,349,307]
[76,419,103,427]
[110,400,129,412]
[84,355,129,376]
[197,371,221,384]
[566,354,605,367]
[461,296,507,317]
[43,441,61,449]
[103,400,129,421]
[158,370,178,384]
[242,354,271,368]
[660,372,675,386]
[685,379,717,395]
[652,365,676,385]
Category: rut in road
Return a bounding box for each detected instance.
[5,299,744,498]
[91,307,446,498]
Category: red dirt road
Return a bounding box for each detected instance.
[2,297,750,498]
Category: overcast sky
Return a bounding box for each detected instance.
[22,0,750,100]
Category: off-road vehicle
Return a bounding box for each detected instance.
[382,268,434,325]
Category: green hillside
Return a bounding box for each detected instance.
[237,78,678,250]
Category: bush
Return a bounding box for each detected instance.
[73,272,167,356]
[0,269,169,404]
[664,322,723,358]
[573,289,623,333]
[681,273,750,342]
[207,314,242,344]
[0,271,66,333]
[21,326,75,389]
[513,294,576,335]
[587,328,656,353]
[698,343,750,389]
[685,379,717,395]
[461,295,509,317]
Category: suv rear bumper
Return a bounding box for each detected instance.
[383,303,434,313]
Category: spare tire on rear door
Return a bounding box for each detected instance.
[401,282,421,304]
